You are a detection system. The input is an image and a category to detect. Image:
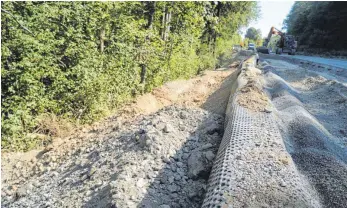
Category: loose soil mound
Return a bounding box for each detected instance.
[237,81,269,112]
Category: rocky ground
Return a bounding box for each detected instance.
[1,62,239,197]
[1,106,225,208]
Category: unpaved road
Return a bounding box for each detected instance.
[281,54,347,69]
[261,56,347,208]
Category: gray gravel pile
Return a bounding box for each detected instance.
[2,105,224,208]
[263,59,347,208]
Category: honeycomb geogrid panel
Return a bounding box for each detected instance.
[201,95,274,207]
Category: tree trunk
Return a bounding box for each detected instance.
[212,2,222,70]
[165,11,171,41]
[140,64,147,84]
[140,1,156,87]
[161,6,167,40]
[147,2,156,29]
[100,25,105,53]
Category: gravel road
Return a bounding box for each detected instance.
[281,54,347,69]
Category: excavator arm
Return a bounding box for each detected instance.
[264,27,283,47]
[259,26,297,55]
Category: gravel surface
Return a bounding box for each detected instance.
[281,54,347,69]
[1,106,224,208]
[262,58,347,208]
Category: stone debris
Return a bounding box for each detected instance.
[1,106,223,208]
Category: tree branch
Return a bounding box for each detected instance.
[48,18,68,30]
[1,8,34,35]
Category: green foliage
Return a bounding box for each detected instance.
[1,1,259,151]
[245,27,261,41]
[283,2,347,51]
[244,27,262,47]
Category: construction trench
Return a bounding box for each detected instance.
[2,52,347,208]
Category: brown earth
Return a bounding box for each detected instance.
[237,80,269,112]
[127,70,235,115]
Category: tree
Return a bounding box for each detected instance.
[1,1,259,150]
[245,27,261,41]
[283,2,347,51]
[245,27,262,46]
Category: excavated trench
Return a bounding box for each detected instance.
[1,53,246,208]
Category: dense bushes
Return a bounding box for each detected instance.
[283,2,347,54]
[1,2,258,151]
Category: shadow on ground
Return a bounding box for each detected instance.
[201,69,240,115]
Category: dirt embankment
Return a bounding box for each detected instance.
[135,70,235,115]
[237,80,269,112]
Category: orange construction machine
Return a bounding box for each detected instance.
[259,27,297,55]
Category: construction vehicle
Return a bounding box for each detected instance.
[258,27,297,55]
[248,43,256,50]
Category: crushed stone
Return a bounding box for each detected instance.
[263,58,347,208]
[1,106,224,208]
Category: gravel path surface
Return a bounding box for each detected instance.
[280,54,347,69]
[262,58,347,208]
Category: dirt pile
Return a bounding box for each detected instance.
[237,81,269,112]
